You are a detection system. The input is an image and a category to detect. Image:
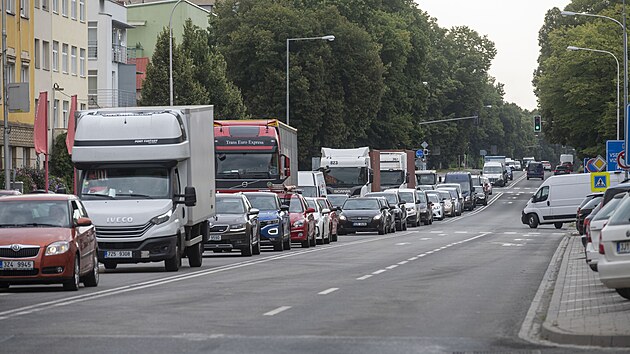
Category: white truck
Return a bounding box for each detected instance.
[72,106,215,271]
[379,151,408,190]
[320,147,372,196]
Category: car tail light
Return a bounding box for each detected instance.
[586,227,591,243]
[599,232,605,254]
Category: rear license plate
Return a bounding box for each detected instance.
[209,235,221,241]
[617,241,630,254]
[0,260,34,270]
[104,250,133,258]
[353,222,368,226]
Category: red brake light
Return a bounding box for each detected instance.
[599,232,605,254]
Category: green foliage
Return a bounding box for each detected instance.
[50,133,74,193]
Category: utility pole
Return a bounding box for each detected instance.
[2,0,10,189]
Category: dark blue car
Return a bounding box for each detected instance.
[243,192,291,251]
[526,162,544,180]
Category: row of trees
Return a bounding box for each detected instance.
[141,0,539,169]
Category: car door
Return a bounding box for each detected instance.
[72,200,95,274]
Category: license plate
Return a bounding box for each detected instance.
[0,260,34,270]
[617,241,630,254]
[353,222,368,226]
[104,250,133,258]
[209,235,221,241]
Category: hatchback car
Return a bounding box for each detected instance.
[387,188,421,227]
[553,165,571,175]
[576,194,603,235]
[338,197,389,235]
[435,189,455,217]
[415,189,433,225]
[279,193,316,248]
[316,197,339,242]
[597,193,630,300]
[243,192,291,252]
[206,193,261,257]
[542,161,552,171]
[473,185,488,206]
[0,194,99,291]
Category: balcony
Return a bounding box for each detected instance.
[88,89,136,109]
[112,45,137,64]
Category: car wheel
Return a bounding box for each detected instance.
[252,237,261,255]
[324,229,331,244]
[378,223,385,235]
[589,263,598,272]
[63,255,80,291]
[242,232,253,256]
[310,231,317,246]
[165,240,182,271]
[316,227,323,245]
[0,283,8,289]
[103,261,117,270]
[554,222,563,230]
[186,241,204,267]
[83,252,99,287]
[273,240,284,252]
[615,288,630,300]
[527,214,539,229]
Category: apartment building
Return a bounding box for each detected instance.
[34,0,88,154]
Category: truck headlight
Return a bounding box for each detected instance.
[151,210,173,225]
[45,241,70,256]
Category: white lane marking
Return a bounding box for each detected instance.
[420,238,432,241]
[454,231,468,234]
[357,275,373,280]
[527,233,541,235]
[514,238,532,241]
[372,269,387,275]
[395,242,410,246]
[263,306,291,316]
[318,288,339,295]
[504,232,517,235]
[408,257,418,261]
[439,234,447,236]
[386,265,398,270]
[0,293,8,296]
[552,233,564,236]
[430,231,443,234]
[397,261,408,265]
[507,202,513,204]
[418,254,426,257]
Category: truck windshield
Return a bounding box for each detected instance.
[216,152,279,179]
[483,166,502,174]
[380,171,404,185]
[79,168,170,200]
[324,167,368,187]
[416,174,437,185]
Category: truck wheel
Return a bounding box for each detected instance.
[554,222,563,230]
[165,242,182,271]
[527,214,539,229]
[82,252,100,287]
[63,255,80,291]
[186,241,204,267]
[103,261,117,270]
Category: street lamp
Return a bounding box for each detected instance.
[169,0,184,106]
[286,35,335,126]
[562,5,628,176]
[567,46,621,140]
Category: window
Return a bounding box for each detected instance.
[71,46,77,75]
[6,0,15,13]
[61,0,67,16]
[88,70,97,107]
[62,43,68,73]
[20,0,29,17]
[534,186,549,203]
[34,39,40,69]
[88,23,97,59]
[42,0,48,11]
[62,100,69,128]
[79,48,85,76]
[7,62,15,83]
[70,0,75,19]
[22,148,29,168]
[42,41,50,70]
[53,99,58,128]
[52,41,58,71]
[20,63,28,83]
[35,0,38,8]
[80,103,86,110]
[52,0,57,13]
[78,0,84,21]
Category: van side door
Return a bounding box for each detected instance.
[531,186,550,221]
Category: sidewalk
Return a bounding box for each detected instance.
[542,234,630,347]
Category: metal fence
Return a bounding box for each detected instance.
[88,89,136,108]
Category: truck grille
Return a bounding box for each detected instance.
[96,221,153,238]
[0,246,40,258]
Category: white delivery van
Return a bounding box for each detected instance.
[298,171,327,197]
[521,172,625,229]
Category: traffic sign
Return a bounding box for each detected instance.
[421,141,429,149]
[586,155,607,172]
[591,172,610,192]
[618,151,630,169]
[607,140,625,171]
[415,149,424,158]
[480,149,487,156]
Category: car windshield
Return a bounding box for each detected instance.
[299,186,318,198]
[342,199,380,210]
[380,170,405,185]
[327,195,348,207]
[416,192,427,203]
[0,201,70,228]
[594,196,625,222]
[79,167,169,200]
[427,194,439,203]
[483,166,502,174]
[305,199,319,211]
[399,192,414,203]
[245,195,278,211]
[216,152,279,179]
[366,193,398,204]
[582,197,602,211]
[216,197,246,214]
[281,195,304,213]
[316,199,329,211]
[416,173,437,185]
[474,186,484,193]
[439,191,451,200]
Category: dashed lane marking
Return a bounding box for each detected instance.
[395,242,411,246]
[372,269,387,275]
[455,231,468,234]
[263,306,291,316]
[420,238,432,241]
[397,261,408,265]
[386,265,398,270]
[318,288,339,295]
[357,275,373,280]
[430,231,443,234]
[504,232,517,235]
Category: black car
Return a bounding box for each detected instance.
[527,162,544,180]
[473,185,488,206]
[206,193,261,256]
[338,197,390,235]
[365,192,407,231]
[415,189,433,225]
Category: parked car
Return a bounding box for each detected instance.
[305,197,331,245]
[279,192,316,248]
[338,197,390,235]
[438,188,462,216]
[387,188,422,227]
[243,192,291,252]
[0,190,21,196]
[542,160,552,171]
[316,197,339,242]
[434,190,455,217]
[576,193,603,235]
[327,194,349,209]
[426,192,444,220]
[473,185,488,206]
[553,165,571,175]
[596,193,630,300]
[365,191,407,231]
[527,162,545,180]
[586,194,626,272]
[0,194,99,291]
[206,193,261,256]
[415,189,433,225]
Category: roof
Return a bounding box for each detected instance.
[135,57,149,90]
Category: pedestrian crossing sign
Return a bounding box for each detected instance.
[591,172,610,192]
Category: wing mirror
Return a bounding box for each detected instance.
[306,207,316,213]
[280,205,289,212]
[248,208,260,216]
[175,186,197,207]
[75,217,92,227]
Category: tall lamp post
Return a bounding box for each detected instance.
[562,5,628,177]
[286,35,335,126]
[169,0,184,106]
[567,46,621,140]
[1,0,8,189]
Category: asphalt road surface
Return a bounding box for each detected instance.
[0,171,612,353]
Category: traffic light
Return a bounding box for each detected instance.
[534,115,542,133]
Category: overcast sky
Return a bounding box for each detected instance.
[416,0,571,111]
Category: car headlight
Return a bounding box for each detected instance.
[373,214,382,220]
[151,210,173,225]
[339,214,346,220]
[229,223,246,232]
[293,220,304,227]
[465,196,471,201]
[45,241,70,256]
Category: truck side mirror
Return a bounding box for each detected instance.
[175,186,197,207]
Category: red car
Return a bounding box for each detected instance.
[0,194,99,291]
[278,192,315,248]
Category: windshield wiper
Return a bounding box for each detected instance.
[83,193,115,199]
[116,193,153,199]
[0,223,60,228]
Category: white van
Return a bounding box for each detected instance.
[521,172,625,229]
[298,171,327,197]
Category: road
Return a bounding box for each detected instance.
[0,171,604,353]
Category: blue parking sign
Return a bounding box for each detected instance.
[607,140,625,171]
[416,149,424,158]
